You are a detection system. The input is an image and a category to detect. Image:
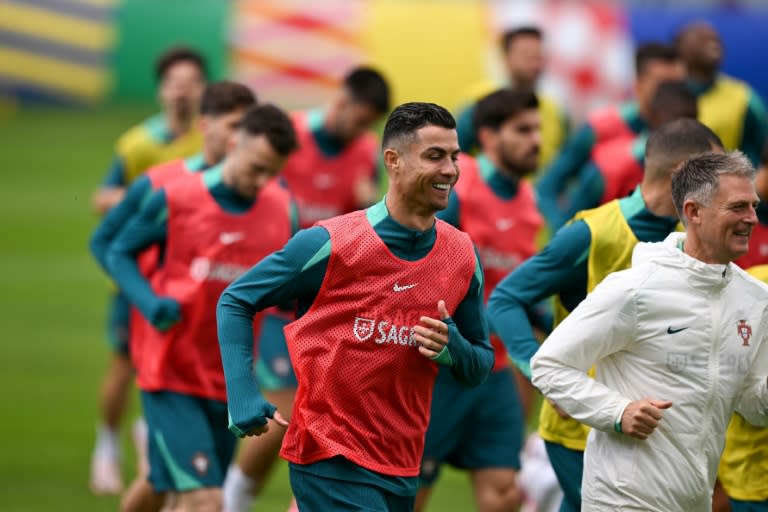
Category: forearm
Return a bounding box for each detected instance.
[104,189,168,320]
[90,177,150,272]
[217,293,275,434]
[444,272,493,386]
[217,227,330,432]
[487,292,541,379]
[440,320,494,386]
[105,246,158,320]
[531,354,631,432]
[536,126,595,228]
[531,271,637,431]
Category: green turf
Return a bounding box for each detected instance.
[0,105,479,511]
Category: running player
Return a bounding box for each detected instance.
[456,26,569,174]
[104,104,298,512]
[223,65,390,512]
[89,46,207,495]
[536,42,684,229]
[282,66,390,228]
[675,21,768,166]
[718,139,768,512]
[416,88,545,512]
[487,119,723,512]
[218,102,493,512]
[559,80,698,222]
[90,80,256,512]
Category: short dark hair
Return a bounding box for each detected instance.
[645,118,722,180]
[343,66,390,114]
[672,151,755,225]
[382,102,456,149]
[199,81,256,116]
[635,42,678,75]
[239,104,298,157]
[760,138,768,166]
[650,80,697,121]
[501,26,543,53]
[155,46,207,81]
[473,88,538,133]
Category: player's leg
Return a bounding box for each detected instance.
[91,290,132,494]
[543,441,583,512]
[517,433,564,512]
[459,369,524,512]
[120,478,165,512]
[470,469,521,512]
[142,390,235,512]
[414,366,478,512]
[223,312,295,512]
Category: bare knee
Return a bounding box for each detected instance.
[472,469,521,512]
[180,487,222,512]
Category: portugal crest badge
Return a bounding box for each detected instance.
[353,317,375,342]
[738,320,752,347]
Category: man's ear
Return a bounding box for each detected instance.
[197,115,209,135]
[476,126,496,153]
[227,131,240,153]
[682,199,701,226]
[383,147,399,175]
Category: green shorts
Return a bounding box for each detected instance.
[106,291,130,356]
[255,312,297,391]
[420,366,524,486]
[141,390,236,492]
[290,464,415,512]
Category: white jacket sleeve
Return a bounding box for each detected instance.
[735,323,768,427]
[531,271,637,432]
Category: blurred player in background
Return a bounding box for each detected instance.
[456,26,569,175]
[416,88,545,512]
[89,46,208,496]
[281,66,390,229]
[537,42,684,230]
[717,139,768,512]
[488,119,723,512]
[105,104,298,512]
[676,21,768,166]
[90,80,257,511]
[556,80,698,223]
[218,102,493,512]
[223,65,390,512]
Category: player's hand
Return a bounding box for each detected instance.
[148,297,181,331]
[242,410,289,437]
[620,398,672,440]
[414,300,450,359]
[92,187,126,215]
[548,399,571,419]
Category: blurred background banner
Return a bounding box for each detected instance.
[0,0,117,103]
[2,0,767,120]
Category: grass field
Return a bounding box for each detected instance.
[0,105,477,511]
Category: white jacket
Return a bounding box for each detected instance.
[531,232,768,511]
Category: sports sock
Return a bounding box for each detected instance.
[94,424,120,460]
[223,465,258,512]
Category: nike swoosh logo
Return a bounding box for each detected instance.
[220,232,245,245]
[393,283,418,292]
[667,327,688,334]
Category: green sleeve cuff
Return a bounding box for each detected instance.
[430,345,453,366]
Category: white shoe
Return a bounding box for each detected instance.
[89,453,124,495]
